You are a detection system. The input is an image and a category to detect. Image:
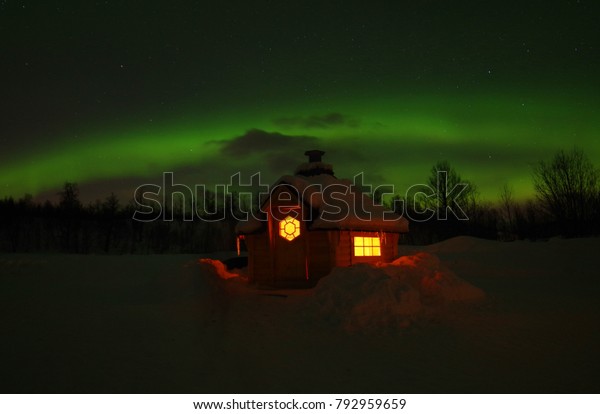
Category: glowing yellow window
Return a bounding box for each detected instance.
[354,236,381,256]
[279,216,300,241]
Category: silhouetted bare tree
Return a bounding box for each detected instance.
[532,148,599,236]
[498,183,516,240]
[427,160,478,220]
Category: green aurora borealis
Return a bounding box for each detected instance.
[1,1,598,202]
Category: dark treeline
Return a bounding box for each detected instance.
[0,183,241,254]
[1,148,599,253]
[395,148,600,244]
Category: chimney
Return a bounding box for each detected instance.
[295,149,334,177]
[304,149,325,163]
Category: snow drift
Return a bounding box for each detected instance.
[3,236,600,393]
[198,258,242,280]
[312,252,485,332]
[200,252,485,332]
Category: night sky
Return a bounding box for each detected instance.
[1,0,598,202]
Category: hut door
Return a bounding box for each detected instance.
[272,215,307,284]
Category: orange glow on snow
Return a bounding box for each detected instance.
[394,252,428,267]
[279,216,300,241]
[354,236,381,256]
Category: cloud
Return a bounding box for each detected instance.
[273,112,360,129]
[221,129,319,156]
[220,129,323,173]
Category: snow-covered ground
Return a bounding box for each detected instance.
[1,237,599,393]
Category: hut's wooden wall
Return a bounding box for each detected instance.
[246,229,400,286]
[268,186,307,287]
[305,230,335,284]
[382,232,399,261]
[244,184,401,286]
[244,233,271,284]
[332,230,352,267]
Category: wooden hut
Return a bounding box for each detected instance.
[236,150,409,287]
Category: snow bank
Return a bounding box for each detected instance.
[387,253,485,303]
[198,258,242,280]
[312,252,485,332]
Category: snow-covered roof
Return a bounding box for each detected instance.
[294,161,334,176]
[236,172,409,234]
